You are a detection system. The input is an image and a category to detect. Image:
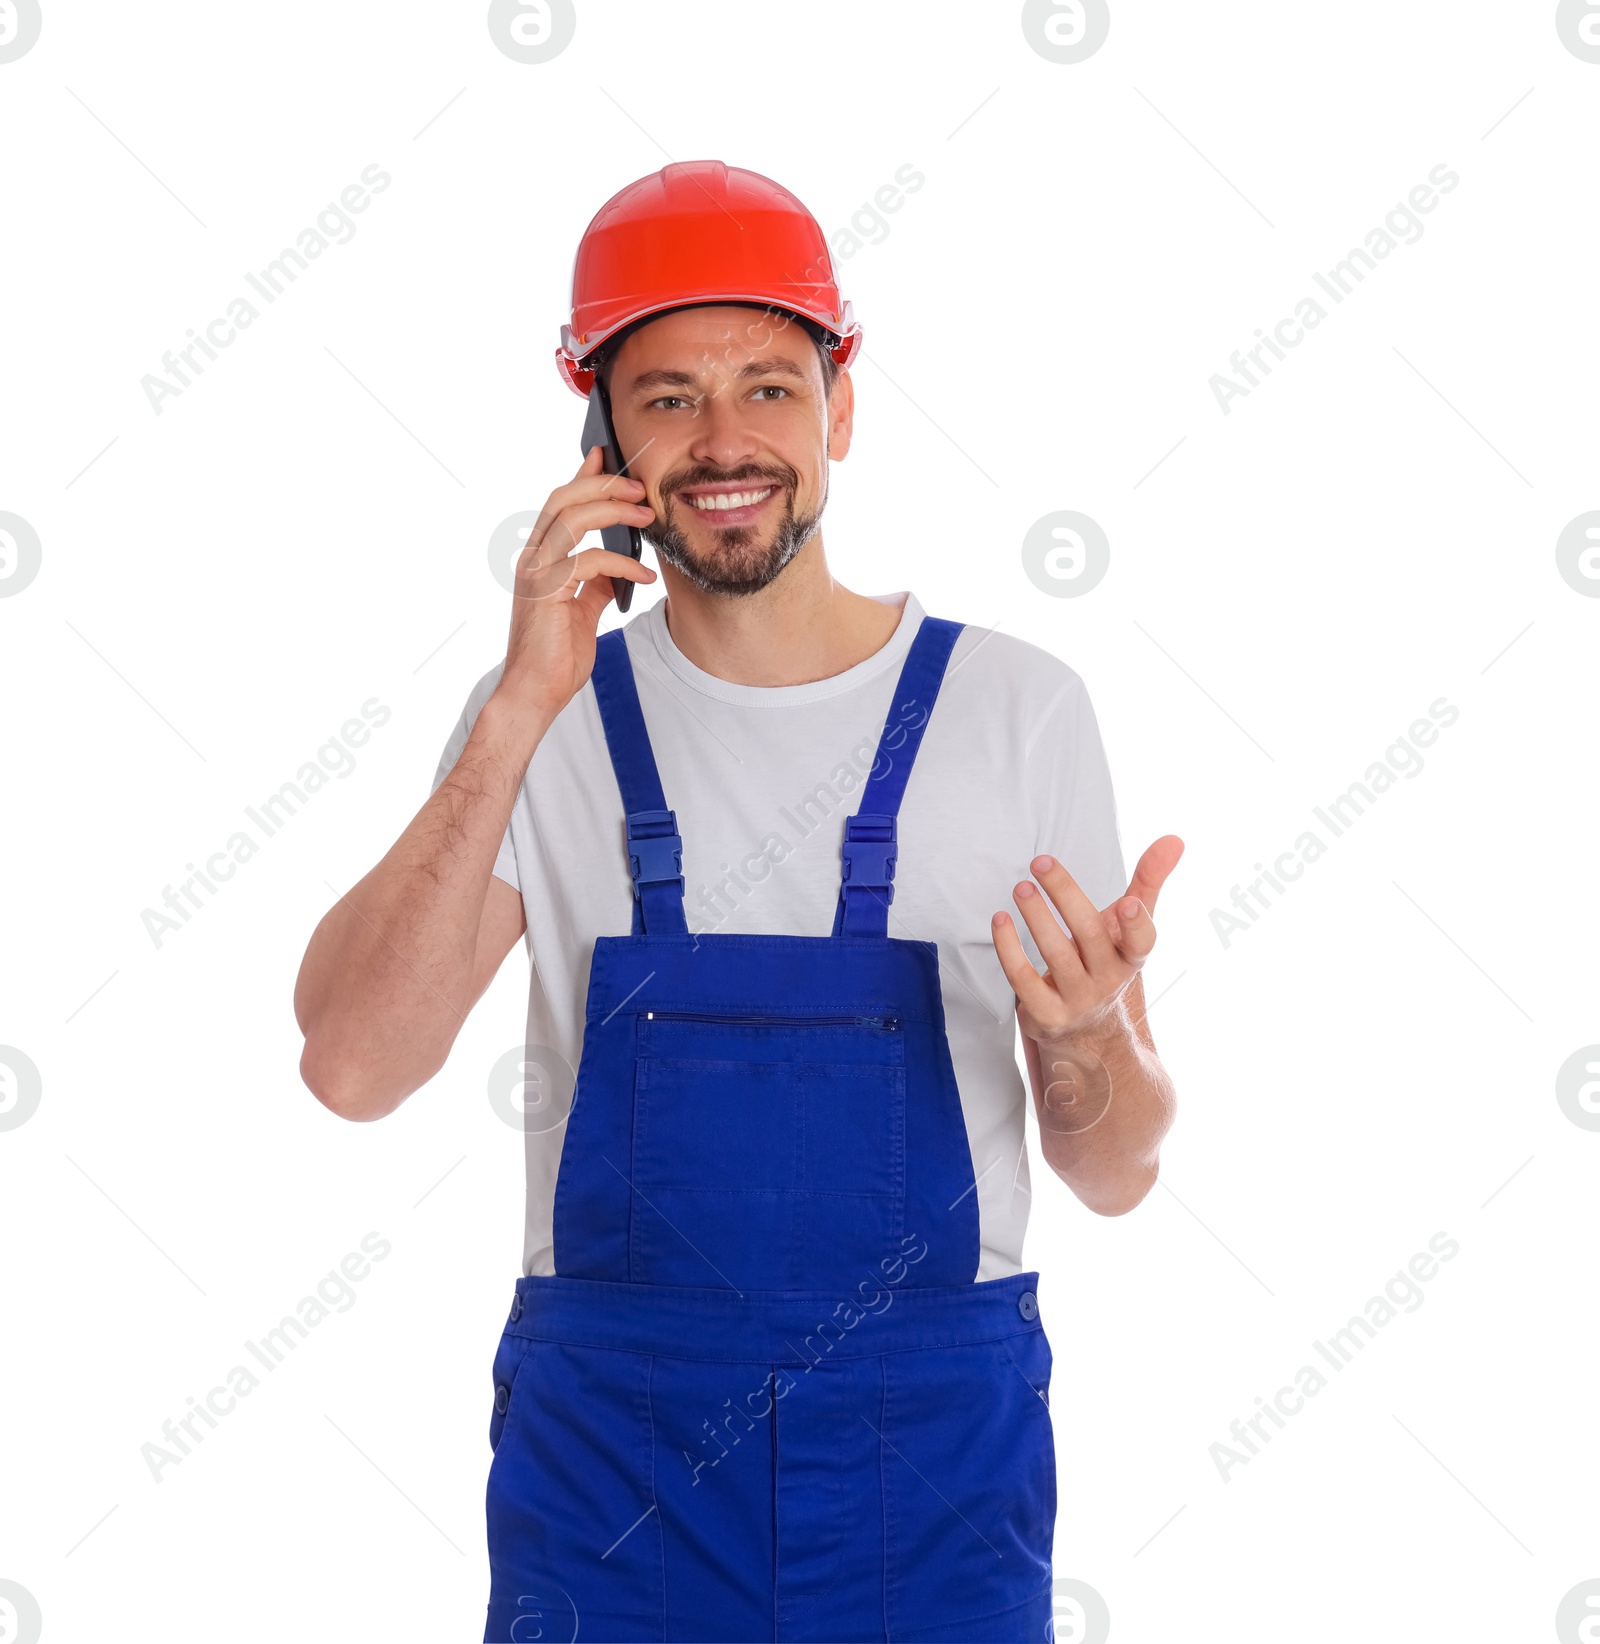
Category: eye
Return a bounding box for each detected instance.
[648,394,698,412]
[751,385,790,402]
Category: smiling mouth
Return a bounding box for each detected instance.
[683,486,776,513]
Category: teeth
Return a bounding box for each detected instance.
[688,487,773,512]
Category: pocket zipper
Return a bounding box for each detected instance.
[644,1010,900,1030]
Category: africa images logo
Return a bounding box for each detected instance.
[140,699,392,947]
[1021,0,1111,63]
[0,1580,43,1644]
[139,165,392,416]
[486,0,576,62]
[0,512,42,598]
[1556,0,1600,61]
[0,1047,43,1133]
[0,0,42,63]
[1208,165,1460,415]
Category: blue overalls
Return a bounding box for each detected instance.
[483,616,1058,1642]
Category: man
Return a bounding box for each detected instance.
[295,160,1180,1643]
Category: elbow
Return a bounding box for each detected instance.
[1078,1170,1157,1223]
[1084,1080,1177,1215]
[300,1041,406,1123]
[1085,1176,1157,1216]
[1067,1152,1164,1217]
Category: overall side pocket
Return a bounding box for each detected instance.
[1000,1326,1058,1551]
[488,1331,534,1454]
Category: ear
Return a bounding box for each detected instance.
[826,368,855,462]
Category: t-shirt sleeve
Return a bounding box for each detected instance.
[431,683,520,894]
[1027,671,1127,915]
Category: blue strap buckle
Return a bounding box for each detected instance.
[626,808,684,898]
[841,813,897,903]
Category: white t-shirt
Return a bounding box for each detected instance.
[432,590,1127,1281]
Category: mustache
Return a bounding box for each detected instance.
[660,463,797,498]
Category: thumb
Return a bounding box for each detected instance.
[1126,835,1184,914]
[574,569,615,626]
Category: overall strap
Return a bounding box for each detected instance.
[590,629,688,936]
[832,616,964,938]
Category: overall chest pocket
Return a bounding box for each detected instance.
[630,1013,908,1289]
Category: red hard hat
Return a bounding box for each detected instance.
[556,160,863,398]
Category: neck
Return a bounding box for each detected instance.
[657,534,904,686]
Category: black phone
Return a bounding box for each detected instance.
[580,383,644,613]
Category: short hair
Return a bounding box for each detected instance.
[593,306,839,401]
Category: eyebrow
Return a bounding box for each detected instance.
[624,355,811,397]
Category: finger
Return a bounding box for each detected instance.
[521,498,655,569]
[1125,835,1185,916]
[990,911,1067,1026]
[1028,855,1120,975]
[1105,895,1158,962]
[574,563,632,622]
[515,544,656,607]
[583,443,651,503]
[525,476,649,554]
[525,458,649,552]
[1010,878,1088,985]
[546,444,610,521]
[559,544,659,590]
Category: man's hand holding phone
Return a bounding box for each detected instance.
[294,448,652,1118]
[490,445,656,731]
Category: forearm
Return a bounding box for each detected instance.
[1025,996,1176,1215]
[294,690,551,1117]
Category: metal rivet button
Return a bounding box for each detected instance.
[495,1383,510,1416]
[1017,1290,1039,1321]
[510,1292,523,1322]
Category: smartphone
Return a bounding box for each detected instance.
[580,383,644,613]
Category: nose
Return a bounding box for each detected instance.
[686,382,762,472]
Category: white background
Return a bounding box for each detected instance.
[2,2,1597,1640]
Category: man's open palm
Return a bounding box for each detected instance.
[992,835,1185,1046]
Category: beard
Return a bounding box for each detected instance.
[642,461,824,597]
